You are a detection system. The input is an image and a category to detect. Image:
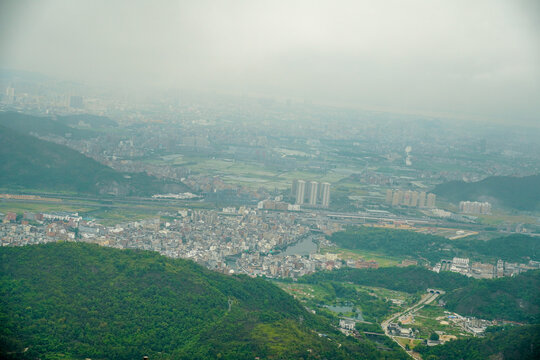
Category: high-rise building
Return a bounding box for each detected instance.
[426,193,436,208]
[320,182,331,208]
[459,201,491,214]
[410,191,419,207]
[402,190,412,206]
[391,190,402,207]
[295,180,306,205]
[291,180,299,198]
[418,192,426,208]
[385,189,393,204]
[5,86,15,104]
[307,181,319,205]
[69,95,83,109]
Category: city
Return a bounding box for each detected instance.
[1,1,539,359]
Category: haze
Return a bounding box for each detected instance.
[1,0,539,124]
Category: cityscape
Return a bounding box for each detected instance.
[1,1,539,360]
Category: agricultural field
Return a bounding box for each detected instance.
[0,200,95,216]
[319,246,403,267]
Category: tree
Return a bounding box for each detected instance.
[429,332,439,341]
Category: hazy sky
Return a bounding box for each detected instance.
[1,0,539,124]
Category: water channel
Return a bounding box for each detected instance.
[282,235,318,256]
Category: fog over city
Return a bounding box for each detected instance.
[1,0,539,124]
[2,2,540,359]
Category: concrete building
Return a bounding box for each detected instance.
[69,95,83,109]
[5,86,15,103]
[307,181,319,206]
[385,189,393,204]
[295,180,306,205]
[426,193,436,209]
[410,191,419,207]
[418,191,426,208]
[459,201,491,215]
[402,190,412,206]
[450,257,470,275]
[391,190,402,207]
[291,179,299,198]
[320,182,331,208]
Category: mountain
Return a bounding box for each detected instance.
[0,243,407,360]
[433,174,540,211]
[0,125,188,196]
[0,111,96,139]
[415,325,540,360]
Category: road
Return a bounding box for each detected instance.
[380,291,441,360]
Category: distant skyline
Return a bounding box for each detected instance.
[1,0,539,125]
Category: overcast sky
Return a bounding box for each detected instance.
[1,0,539,124]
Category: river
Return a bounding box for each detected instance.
[282,235,318,256]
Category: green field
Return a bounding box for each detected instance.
[150,154,354,190]
[0,200,95,215]
[0,199,178,226]
[81,207,160,226]
[320,246,403,267]
[395,337,422,350]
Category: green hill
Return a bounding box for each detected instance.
[433,174,540,211]
[416,325,540,360]
[301,266,473,293]
[329,227,540,263]
[0,125,188,196]
[0,111,96,139]
[0,243,407,360]
[443,270,540,323]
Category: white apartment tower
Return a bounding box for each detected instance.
[418,192,427,208]
[426,193,436,208]
[320,182,331,208]
[307,181,319,205]
[295,180,306,205]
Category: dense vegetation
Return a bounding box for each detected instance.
[433,174,540,211]
[0,125,188,196]
[329,227,539,263]
[0,111,96,139]
[444,270,540,323]
[290,281,394,323]
[0,243,408,360]
[416,325,540,360]
[301,267,540,323]
[301,267,473,293]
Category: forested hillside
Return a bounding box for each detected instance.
[416,325,540,360]
[0,243,408,360]
[0,125,188,196]
[433,174,540,211]
[444,270,540,323]
[301,266,473,293]
[0,111,96,139]
[329,227,539,263]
